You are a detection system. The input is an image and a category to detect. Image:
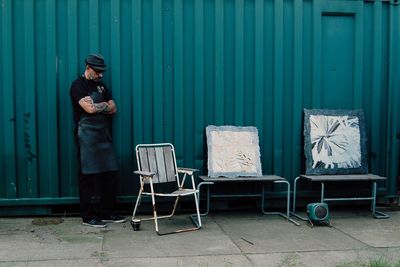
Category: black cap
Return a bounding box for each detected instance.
[85,53,106,72]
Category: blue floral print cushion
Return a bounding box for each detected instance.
[303,109,368,175]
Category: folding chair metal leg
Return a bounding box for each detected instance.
[169,196,180,217]
[152,205,160,233]
[190,190,202,228]
[151,193,200,235]
[135,193,200,235]
[190,174,202,228]
[132,186,144,220]
[156,194,200,235]
[146,181,159,233]
[154,196,180,220]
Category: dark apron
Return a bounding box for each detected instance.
[77,91,119,174]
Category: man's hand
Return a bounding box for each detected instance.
[82,96,93,103]
[104,100,117,114]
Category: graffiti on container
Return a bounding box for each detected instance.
[24,112,37,164]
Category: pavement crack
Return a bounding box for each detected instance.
[331,225,374,249]
[99,228,109,263]
[212,215,256,266]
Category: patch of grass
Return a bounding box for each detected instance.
[336,258,400,267]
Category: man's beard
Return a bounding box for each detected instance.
[89,73,101,82]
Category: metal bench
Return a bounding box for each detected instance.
[193,175,300,226]
[291,173,390,220]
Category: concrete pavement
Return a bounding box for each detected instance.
[0,208,400,266]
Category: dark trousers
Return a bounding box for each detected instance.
[74,132,118,221]
[79,171,118,221]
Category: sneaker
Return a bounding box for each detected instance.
[101,215,126,223]
[82,219,107,228]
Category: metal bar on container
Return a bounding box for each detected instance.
[292,0,303,179]
[194,0,205,171]
[66,0,79,196]
[24,0,38,198]
[214,0,224,125]
[254,0,264,155]
[273,0,284,175]
[88,0,99,52]
[353,1,364,108]
[312,0,322,108]
[1,0,17,198]
[234,0,244,126]
[110,0,123,163]
[387,2,400,196]
[371,0,383,173]
[153,0,163,142]
[132,0,143,147]
[45,0,59,197]
[173,0,184,159]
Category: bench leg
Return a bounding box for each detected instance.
[290,176,308,221]
[262,180,300,226]
[190,181,214,224]
[321,182,325,203]
[371,182,390,219]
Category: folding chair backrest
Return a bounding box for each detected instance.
[136,143,178,184]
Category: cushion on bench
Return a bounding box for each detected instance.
[206,125,262,178]
[303,109,368,175]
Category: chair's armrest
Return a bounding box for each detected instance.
[177,167,198,175]
[134,171,155,177]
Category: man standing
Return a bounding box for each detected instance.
[70,53,125,227]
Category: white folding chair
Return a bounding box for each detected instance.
[132,143,202,235]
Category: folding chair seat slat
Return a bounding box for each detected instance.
[171,189,197,195]
[152,189,197,197]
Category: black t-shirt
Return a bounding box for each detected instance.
[70,76,112,127]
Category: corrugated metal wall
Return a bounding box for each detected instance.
[1,0,399,212]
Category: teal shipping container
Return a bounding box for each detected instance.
[0,0,399,215]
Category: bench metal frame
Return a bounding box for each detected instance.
[291,174,390,221]
[191,175,300,226]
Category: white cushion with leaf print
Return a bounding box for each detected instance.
[206,125,262,178]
